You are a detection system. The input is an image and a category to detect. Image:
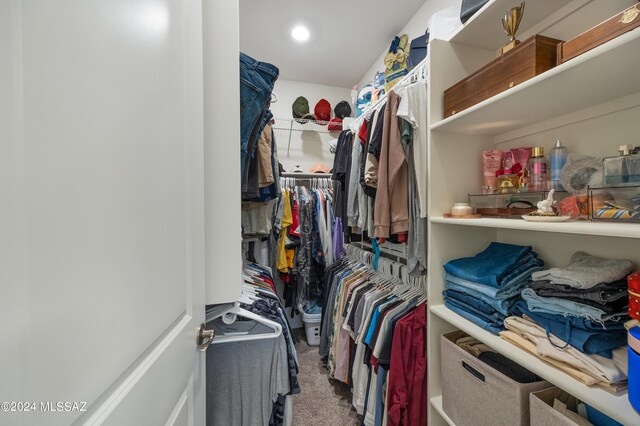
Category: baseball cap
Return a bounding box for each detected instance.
[314,99,331,122]
[328,118,343,132]
[356,85,373,117]
[334,101,352,119]
[292,96,310,122]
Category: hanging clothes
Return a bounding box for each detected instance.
[273,177,338,311]
[319,247,427,426]
[240,52,280,202]
[396,82,428,218]
[206,262,299,426]
[374,91,409,240]
[330,78,429,272]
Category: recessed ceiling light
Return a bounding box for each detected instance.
[291,25,310,42]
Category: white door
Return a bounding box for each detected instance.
[0,1,239,425]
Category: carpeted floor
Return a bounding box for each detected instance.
[292,329,361,425]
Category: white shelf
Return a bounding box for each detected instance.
[430,216,640,239]
[450,0,578,50]
[431,27,640,135]
[430,396,456,426]
[272,117,340,134]
[430,304,638,425]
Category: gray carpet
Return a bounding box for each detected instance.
[292,329,361,425]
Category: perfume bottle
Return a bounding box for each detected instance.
[603,144,640,186]
[528,147,547,192]
[550,140,568,191]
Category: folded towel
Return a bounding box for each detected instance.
[531,252,633,289]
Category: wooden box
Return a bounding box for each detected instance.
[443,35,562,118]
[557,3,640,65]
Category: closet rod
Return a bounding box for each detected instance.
[280,172,332,179]
[349,56,429,133]
[345,243,427,292]
[349,241,407,264]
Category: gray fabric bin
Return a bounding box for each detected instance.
[530,387,591,425]
[441,330,550,426]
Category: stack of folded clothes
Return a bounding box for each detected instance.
[442,242,544,334]
[501,251,634,393]
[501,316,628,393]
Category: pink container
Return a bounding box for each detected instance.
[483,150,502,191]
[511,147,532,169]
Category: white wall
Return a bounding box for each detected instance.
[356,0,455,90]
[270,79,352,173]
[271,79,351,119]
[204,0,242,304]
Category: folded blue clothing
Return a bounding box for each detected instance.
[444,289,504,318]
[521,288,627,322]
[445,280,520,316]
[443,242,534,288]
[445,265,543,299]
[445,301,503,335]
[445,296,505,326]
[499,257,544,284]
[513,301,627,359]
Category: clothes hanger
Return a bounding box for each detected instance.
[209,302,282,344]
[238,288,258,305]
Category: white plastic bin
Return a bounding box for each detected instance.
[284,306,304,329]
[302,312,322,346]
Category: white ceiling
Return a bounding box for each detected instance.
[239,0,425,88]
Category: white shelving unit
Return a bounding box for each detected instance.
[431,305,638,424]
[431,27,640,135]
[430,216,640,239]
[448,0,590,50]
[429,396,455,426]
[426,1,640,425]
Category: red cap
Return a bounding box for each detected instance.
[314,99,331,122]
[328,118,343,132]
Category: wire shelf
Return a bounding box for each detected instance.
[272,117,343,134]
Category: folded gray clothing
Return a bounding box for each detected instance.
[531,251,633,290]
[530,279,627,305]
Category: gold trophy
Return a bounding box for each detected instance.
[501,2,525,54]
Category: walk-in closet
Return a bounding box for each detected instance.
[4,0,640,425]
[216,0,640,424]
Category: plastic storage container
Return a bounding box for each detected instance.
[629,326,640,415]
[588,185,640,222]
[603,145,640,187]
[284,306,304,329]
[302,311,322,346]
[468,191,570,218]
